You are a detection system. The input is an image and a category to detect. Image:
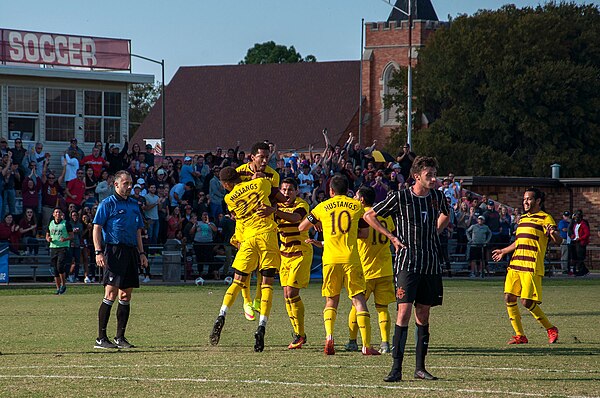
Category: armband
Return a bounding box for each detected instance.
[307,213,317,224]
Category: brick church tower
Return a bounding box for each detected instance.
[360,0,444,149]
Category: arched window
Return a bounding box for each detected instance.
[381,62,400,126]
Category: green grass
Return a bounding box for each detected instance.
[0,278,599,397]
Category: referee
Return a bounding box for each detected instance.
[364,156,450,382]
[93,170,148,349]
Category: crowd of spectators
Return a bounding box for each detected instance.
[0,129,593,281]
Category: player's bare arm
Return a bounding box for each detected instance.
[298,216,314,232]
[437,213,450,234]
[137,228,148,268]
[363,208,403,252]
[92,224,105,268]
[492,241,517,262]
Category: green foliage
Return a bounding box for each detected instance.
[240,41,317,64]
[386,3,600,176]
[129,83,161,137]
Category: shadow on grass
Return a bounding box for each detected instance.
[551,311,600,317]
[431,345,600,357]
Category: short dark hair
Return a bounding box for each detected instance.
[525,187,546,211]
[410,156,439,178]
[281,177,298,190]
[219,166,240,184]
[330,174,349,195]
[250,142,270,156]
[357,186,376,207]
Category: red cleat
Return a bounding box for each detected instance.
[288,334,307,349]
[362,346,382,356]
[547,326,559,344]
[507,335,529,345]
[324,338,335,355]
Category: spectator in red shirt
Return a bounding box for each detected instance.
[21,174,42,216]
[0,214,21,254]
[65,169,86,209]
[19,208,39,255]
[81,147,106,178]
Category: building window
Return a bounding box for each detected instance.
[84,91,121,143]
[381,63,400,126]
[45,88,76,141]
[7,86,39,141]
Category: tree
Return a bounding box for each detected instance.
[240,41,317,64]
[385,3,600,177]
[129,83,161,138]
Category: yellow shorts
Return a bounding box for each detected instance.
[322,262,366,299]
[232,231,281,275]
[504,268,543,302]
[365,275,395,306]
[279,247,313,289]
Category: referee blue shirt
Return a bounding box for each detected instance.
[93,194,144,247]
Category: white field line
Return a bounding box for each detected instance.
[0,374,597,398]
[0,363,597,374]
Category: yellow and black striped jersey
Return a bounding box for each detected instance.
[509,211,556,276]
[276,197,311,255]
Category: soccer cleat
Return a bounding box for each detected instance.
[243,302,256,321]
[113,336,135,349]
[547,326,559,344]
[344,339,359,352]
[209,315,225,346]
[288,334,307,349]
[379,342,390,354]
[252,299,261,314]
[94,337,118,349]
[414,369,438,380]
[507,335,529,345]
[362,346,382,356]
[384,370,402,382]
[254,325,266,352]
[324,337,335,355]
[58,285,66,295]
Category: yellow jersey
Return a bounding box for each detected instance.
[224,178,276,240]
[309,194,365,265]
[358,207,394,279]
[236,163,280,188]
[509,211,556,276]
[277,197,311,255]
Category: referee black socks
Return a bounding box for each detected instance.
[116,300,131,339]
[98,298,114,340]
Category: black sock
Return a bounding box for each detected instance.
[98,298,114,340]
[391,325,408,372]
[415,323,430,371]
[116,300,131,339]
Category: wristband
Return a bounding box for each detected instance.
[139,252,146,256]
[94,250,102,255]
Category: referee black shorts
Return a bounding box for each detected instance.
[102,244,140,289]
[395,270,443,307]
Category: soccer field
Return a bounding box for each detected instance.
[0,278,599,398]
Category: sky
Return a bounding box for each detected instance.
[0,1,593,83]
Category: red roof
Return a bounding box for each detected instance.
[133,61,361,155]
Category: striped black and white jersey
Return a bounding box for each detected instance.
[372,188,450,275]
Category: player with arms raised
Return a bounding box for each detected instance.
[492,187,560,345]
[299,174,380,356]
[209,166,280,352]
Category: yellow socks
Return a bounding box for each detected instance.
[285,298,297,334]
[289,296,305,336]
[223,279,244,309]
[348,305,358,340]
[324,307,337,337]
[356,311,372,348]
[376,304,390,344]
[506,302,524,335]
[526,302,553,330]
[259,284,274,318]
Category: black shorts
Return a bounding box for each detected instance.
[102,245,140,289]
[468,245,486,261]
[395,270,443,307]
[50,247,69,276]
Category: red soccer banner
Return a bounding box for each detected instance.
[1,29,130,70]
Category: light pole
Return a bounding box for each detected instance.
[131,54,166,156]
[379,0,413,147]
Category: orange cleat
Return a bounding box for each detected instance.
[361,346,382,356]
[507,335,529,345]
[324,338,335,355]
[547,326,559,344]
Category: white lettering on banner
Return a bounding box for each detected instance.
[5,31,99,67]
[68,36,81,66]
[24,33,39,62]
[55,36,68,64]
[8,32,24,61]
[39,34,55,63]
